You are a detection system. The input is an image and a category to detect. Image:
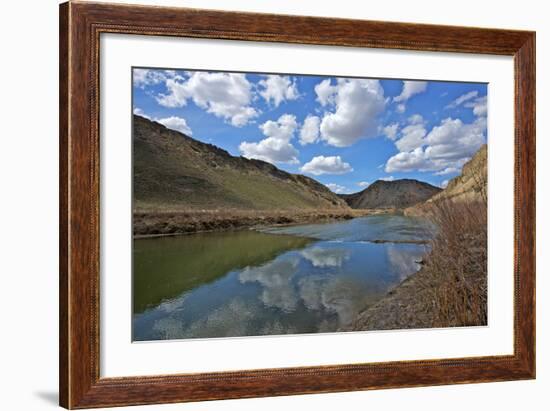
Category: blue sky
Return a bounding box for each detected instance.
[133,68,487,194]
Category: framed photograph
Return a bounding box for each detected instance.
[59,1,535,408]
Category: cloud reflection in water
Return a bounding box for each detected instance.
[134,223,431,340]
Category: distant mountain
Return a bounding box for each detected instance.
[133,115,348,211]
[427,145,487,203]
[339,179,441,209]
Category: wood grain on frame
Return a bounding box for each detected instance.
[59,1,535,408]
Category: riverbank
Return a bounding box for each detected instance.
[342,265,439,331]
[345,199,488,331]
[133,208,386,237]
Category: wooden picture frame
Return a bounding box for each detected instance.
[59,1,535,408]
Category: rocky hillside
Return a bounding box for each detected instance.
[404,145,487,217]
[133,115,349,211]
[339,179,441,209]
[428,145,487,203]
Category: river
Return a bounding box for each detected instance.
[133,214,433,341]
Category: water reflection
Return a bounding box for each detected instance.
[133,230,311,314]
[387,244,424,280]
[300,247,350,267]
[261,214,434,243]
[133,217,430,341]
[239,257,301,313]
[152,298,255,340]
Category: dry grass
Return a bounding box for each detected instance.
[419,198,488,327]
[347,197,488,331]
[133,208,380,237]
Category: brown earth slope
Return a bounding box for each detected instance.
[405,145,487,216]
[133,115,348,212]
[429,144,487,203]
[339,179,441,209]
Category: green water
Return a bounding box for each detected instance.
[133,215,432,341]
[133,231,312,314]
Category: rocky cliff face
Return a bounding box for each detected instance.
[133,115,349,211]
[339,179,441,209]
[404,145,487,217]
[428,145,487,203]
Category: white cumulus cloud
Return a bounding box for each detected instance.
[239,114,299,164]
[156,72,258,127]
[325,183,350,194]
[408,114,424,125]
[133,68,172,88]
[133,107,151,120]
[156,116,193,136]
[301,155,353,176]
[383,123,399,140]
[395,116,427,152]
[315,79,386,147]
[299,115,321,145]
[393,81,428,103]
[465,95,487,117]
[385,148,428,173]
[425,117,486,158]
[258,114,297,141]
[385,117,486,173]
[133,108,193,136]
[258,75,299,107]
[357,181,370,188]
[314,79,337,106]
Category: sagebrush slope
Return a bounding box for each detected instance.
[133,115,349,211]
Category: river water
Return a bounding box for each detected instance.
[133,214,433,341]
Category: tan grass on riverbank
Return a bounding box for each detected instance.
[133,208,384,237]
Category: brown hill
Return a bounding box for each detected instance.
[133,115,348,211]
[339,179,441,209]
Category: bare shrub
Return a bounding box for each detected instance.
[421,198,488,327]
